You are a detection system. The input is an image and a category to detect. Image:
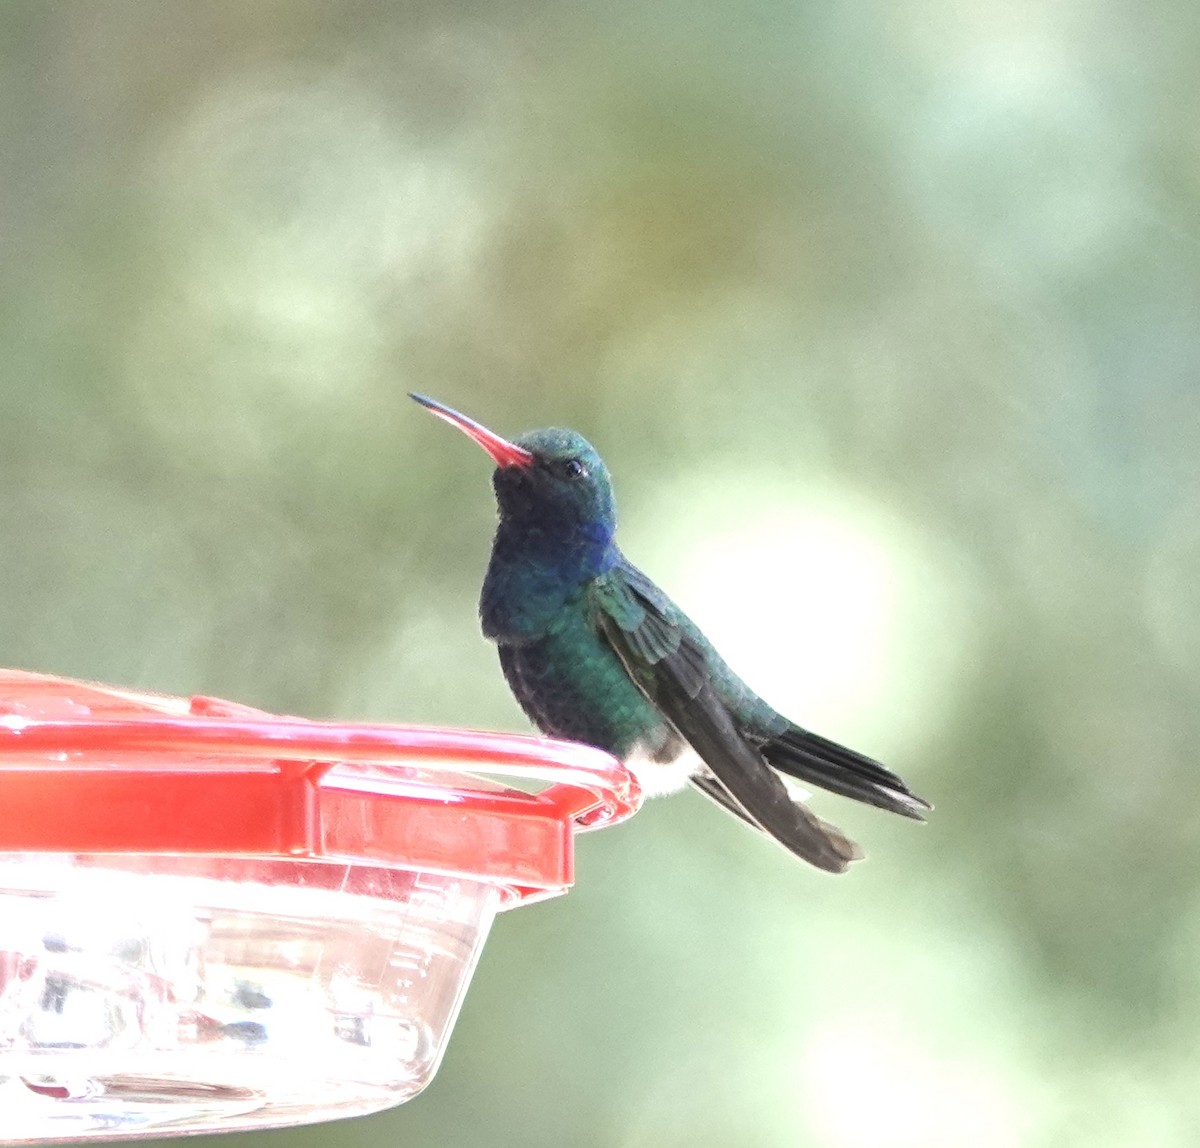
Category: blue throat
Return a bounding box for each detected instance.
[497,511,617,584]
[481,515,617,642]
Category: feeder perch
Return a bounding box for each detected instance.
[0,670,640,1141]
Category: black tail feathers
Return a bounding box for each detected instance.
[762,727,931,821]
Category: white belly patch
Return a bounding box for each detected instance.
[623,741,704,798]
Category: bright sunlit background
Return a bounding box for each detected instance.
[3,2,1198,1145]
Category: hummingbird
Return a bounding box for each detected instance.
[410,393,930,872]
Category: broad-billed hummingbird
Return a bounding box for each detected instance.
[410,393,930,872]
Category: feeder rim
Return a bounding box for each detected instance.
[0,671,642,904]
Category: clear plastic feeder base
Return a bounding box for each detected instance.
[0,670,640,1140]
[0,855,499,1140]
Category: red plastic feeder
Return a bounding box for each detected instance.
[0,670,640,1141]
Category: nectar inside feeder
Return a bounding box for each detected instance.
[0,670,640,1142]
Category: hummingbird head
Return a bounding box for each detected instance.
[410,394,618,571]
[499,426,615,535]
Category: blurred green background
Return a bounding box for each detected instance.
[3,1,1198,1145]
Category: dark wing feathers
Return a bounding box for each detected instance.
[589,565,706,694]
[589,562,863,873]
[688,774,864,867]
[625,599,689,668]
[660,676,864,873]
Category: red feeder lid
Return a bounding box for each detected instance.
[0,670,641,905]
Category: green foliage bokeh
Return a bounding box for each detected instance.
[2,2,1198,1145]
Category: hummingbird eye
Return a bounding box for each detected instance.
[560,458,587,480]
